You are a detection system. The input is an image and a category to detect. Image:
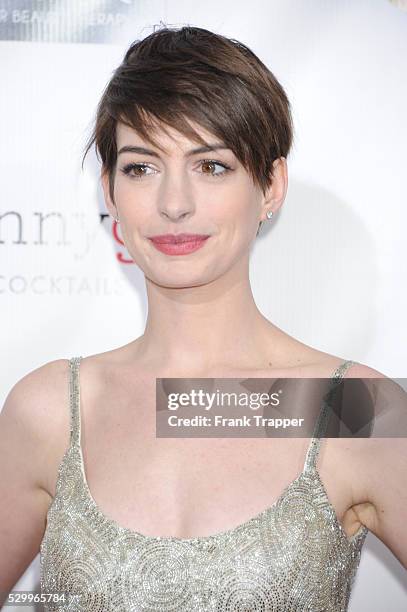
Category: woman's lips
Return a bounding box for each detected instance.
[148,234,211,256]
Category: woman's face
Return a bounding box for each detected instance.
[102,119,287,288]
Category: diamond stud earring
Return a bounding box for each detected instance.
[256,210,274,237]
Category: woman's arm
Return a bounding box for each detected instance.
[367,435,407,568]
[0,360,69,605]
[345,363,407,569]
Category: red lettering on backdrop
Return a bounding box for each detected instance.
[112,220,133,264]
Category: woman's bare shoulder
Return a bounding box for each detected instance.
[279,342,387,379]
[1,358,73,494]
[2,358,71,428]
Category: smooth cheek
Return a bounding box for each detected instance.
[114,179,150,241]
[114,179,142,218]
[214,181,258,246]
[108,195,147,270]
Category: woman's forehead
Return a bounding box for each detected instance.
[116,120,229,157]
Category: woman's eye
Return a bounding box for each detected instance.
[120,160,232,180]
[120,163,154,179]
[199,160,231,178]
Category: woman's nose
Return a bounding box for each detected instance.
[160,208,191,222]
[157,173,196,221]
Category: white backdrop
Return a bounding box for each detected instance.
[1,1,406,610]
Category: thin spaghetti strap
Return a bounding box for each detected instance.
[68,356,83,448]
[303,359,358,474]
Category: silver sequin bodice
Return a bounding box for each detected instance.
[40,357,368,611]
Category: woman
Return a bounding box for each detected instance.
[0,25,405,611]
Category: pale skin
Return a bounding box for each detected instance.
[0,119,406,600]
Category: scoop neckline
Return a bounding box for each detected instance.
[73,443,367,548]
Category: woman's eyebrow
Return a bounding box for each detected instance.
[117,143,230,158]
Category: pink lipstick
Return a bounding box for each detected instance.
[148,233,211,256]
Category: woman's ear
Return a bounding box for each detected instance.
[101,169,117,219]
[262,157,288,215]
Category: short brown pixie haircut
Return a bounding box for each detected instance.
[82,25,294,232]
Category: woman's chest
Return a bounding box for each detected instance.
[46,369,362,540]
[78,381,357,539]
